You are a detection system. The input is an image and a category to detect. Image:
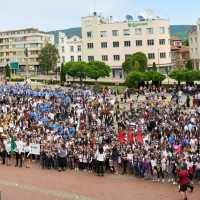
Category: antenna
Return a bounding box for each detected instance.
[126,15,133,22]
[94,0,95,12]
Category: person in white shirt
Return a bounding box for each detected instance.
[15,137,23,167]
[24,141,31,168]
[95,147,106,176]
[6,140,12,166]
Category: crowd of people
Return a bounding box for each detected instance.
[0,82,199,196]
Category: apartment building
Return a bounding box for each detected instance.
[188,19,200,69]
[57,32,82,68]
[81,13,174,78]
[0,28,54,73]
[170,36,189,68]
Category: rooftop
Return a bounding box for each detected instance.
[170,35,182,41]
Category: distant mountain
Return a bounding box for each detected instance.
[170,25,193,40]
[48,25,193,44]
[47,27,82,45]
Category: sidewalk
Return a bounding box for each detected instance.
[11,74,200,85]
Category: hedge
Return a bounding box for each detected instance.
[11,78,24,82]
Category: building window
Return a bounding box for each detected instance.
[147,39,154,46]
[88,56,94,61]
[102,55,108,61]
[87,32,93,38]
[6,52,9,56]
[148,53,155,59]
[159,27,165,34]
[123,29,130,35]
[113,42,119,48]
[78,56,81,61]
[124,41,131,47]
[191,48,193,53]
[77,45,81,51]
[100,31,107,37]
[70,46,74,52]
[62,56,65,63]
[196,48,198,53]
[62,46,65,52]
[146,28,153,34]
[136,40,142,46]
[195,37,197,42]
[196,63,199,70]
[135,28,142,35]
[74,38,77,41]
[190,38,193,43]
[112,30,119,36]
[182,53,185,59]
[159,39,165,45]
[71,56,74,61]
[160,52,166,58]
[113,55,120,61]
[101,42,107,48]
[87,43,94,49]
[61,38,64,43]
[125,54,131,59]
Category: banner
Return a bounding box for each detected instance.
[21,143,40,155]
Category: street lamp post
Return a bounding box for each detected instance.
[24,48,30,83]
[166,69,169,86]
[153,47,162,71]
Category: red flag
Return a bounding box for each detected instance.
[137,129,143,143]
[127,127,134,142]
[118,128,124,143]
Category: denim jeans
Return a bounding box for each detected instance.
[134,166,139,176]
[196,170,200,182]
[166,165,172,179]
[138,162,143,177]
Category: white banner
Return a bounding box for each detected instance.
[21,143,40,155]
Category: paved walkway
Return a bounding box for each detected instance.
[0,162,199,200]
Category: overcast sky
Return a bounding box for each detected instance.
[0,0,199,32]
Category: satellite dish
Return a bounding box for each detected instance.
[126,15,133,21]
[113,17,120,22]
[138,15,144,21]
[139,9,155,20]
[156,15,162,19]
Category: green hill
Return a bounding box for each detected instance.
[48,27,82,45]
[170,25,193,40]
[48,25,193,44]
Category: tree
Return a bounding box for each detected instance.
[152,62,157,71]
[122,51,148,74]
[145,70,166,86]
[60,63,66,82]
[38,43,59,74]
[168,68,186,85]
[133,60,140,71]
[182,39,189,46]
[5,64,11,80]
[85,60,111,81]
[68,61,87,84]
[186,60,193,70]
[125,71,145,88]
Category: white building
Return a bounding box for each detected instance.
[57,32,82,67]
[188,19,200,70]
[81,12,174,78]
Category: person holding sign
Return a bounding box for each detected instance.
[24,141,31,168]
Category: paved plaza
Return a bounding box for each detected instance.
[0,161,198,200]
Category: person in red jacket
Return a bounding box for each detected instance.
[178,166,188,200]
